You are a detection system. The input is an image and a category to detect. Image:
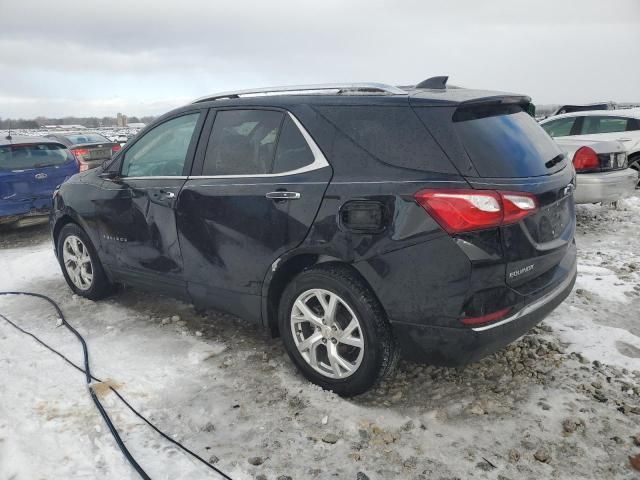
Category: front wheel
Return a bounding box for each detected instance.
[57,223,114,300]
[279,264,397,396]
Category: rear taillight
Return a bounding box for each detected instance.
[572,147,599,172]
[414,189,538,234]
[71,148,89,158]
[71,148,90,171]
[111,144,122,154]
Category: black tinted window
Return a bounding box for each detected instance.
[273,117,314,173]
[203,110,283,175]
[453,105,565,178]
[314,106,455,173]
[541,117,576,137]
[0,143,73,171]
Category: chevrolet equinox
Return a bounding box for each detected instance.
[50,77,577,395]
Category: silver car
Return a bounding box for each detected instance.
[553,137,637,204]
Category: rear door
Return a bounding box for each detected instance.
[177,108,332,321]
[570,115,640,151]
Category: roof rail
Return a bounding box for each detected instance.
[415,76,448,90]
[192,83,407,103]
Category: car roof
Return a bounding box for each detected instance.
[182,81,529,111]
[0,135,66,147]
[541,108,640,122]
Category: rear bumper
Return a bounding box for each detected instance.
[393,250,577,366]
[574,168,638,204]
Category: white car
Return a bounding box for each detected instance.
[552,137,637,204]
[540,108,640,187]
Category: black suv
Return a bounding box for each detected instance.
[50,78,577,396]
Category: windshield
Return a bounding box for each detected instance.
[0,143,74,171]
[453,105,566,177]
[64,133,111,144]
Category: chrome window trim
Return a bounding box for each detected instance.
[188,111,330,179]
[120,176,189,180]
[471,263,577,332]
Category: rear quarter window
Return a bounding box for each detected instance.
[313,105,456,173]
[0,143,73,171]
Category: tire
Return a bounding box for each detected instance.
[279,264,398,396]
[629,155,640,189]
[57,223,114,300]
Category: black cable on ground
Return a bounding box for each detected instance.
[0,291,232,480]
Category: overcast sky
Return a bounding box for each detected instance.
[1,0,639,118]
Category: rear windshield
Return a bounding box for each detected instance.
[0,143,73,171]
[64,133,110,144]
[453,104,566,177]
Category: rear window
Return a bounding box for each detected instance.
[313,106,455,173]
[0,143,73,171]
[453,104,565,178]
[64,133,110,144]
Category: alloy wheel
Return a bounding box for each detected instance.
[290,288,365,379]
[62,235,94,291]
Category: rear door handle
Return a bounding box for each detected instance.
[160,191,176,199]
[266,191,301,200]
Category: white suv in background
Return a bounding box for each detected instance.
[540,109,640,181]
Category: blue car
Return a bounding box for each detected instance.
[1,135,78,226]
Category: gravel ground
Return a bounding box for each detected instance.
[0,197,639,479]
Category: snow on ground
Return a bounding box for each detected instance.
[0,197,639,480]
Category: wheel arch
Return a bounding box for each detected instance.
[52,211,98,256]
[262,252,385,337]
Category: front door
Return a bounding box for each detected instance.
[96,111,204,295]
[177,108,332,321]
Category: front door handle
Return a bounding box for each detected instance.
[266,191,301,200]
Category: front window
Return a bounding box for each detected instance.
[121,113,200,177]
[541,117,577,137]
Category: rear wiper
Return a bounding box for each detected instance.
[545,154,565,169]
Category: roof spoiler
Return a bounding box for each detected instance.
[415,76,448,90]
[458,95,532,107]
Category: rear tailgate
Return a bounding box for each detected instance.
[412,97,576,295]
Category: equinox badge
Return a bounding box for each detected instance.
[509,264,535,279]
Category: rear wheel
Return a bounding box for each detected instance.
[279,264,397,396]
[57,223,114,300]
